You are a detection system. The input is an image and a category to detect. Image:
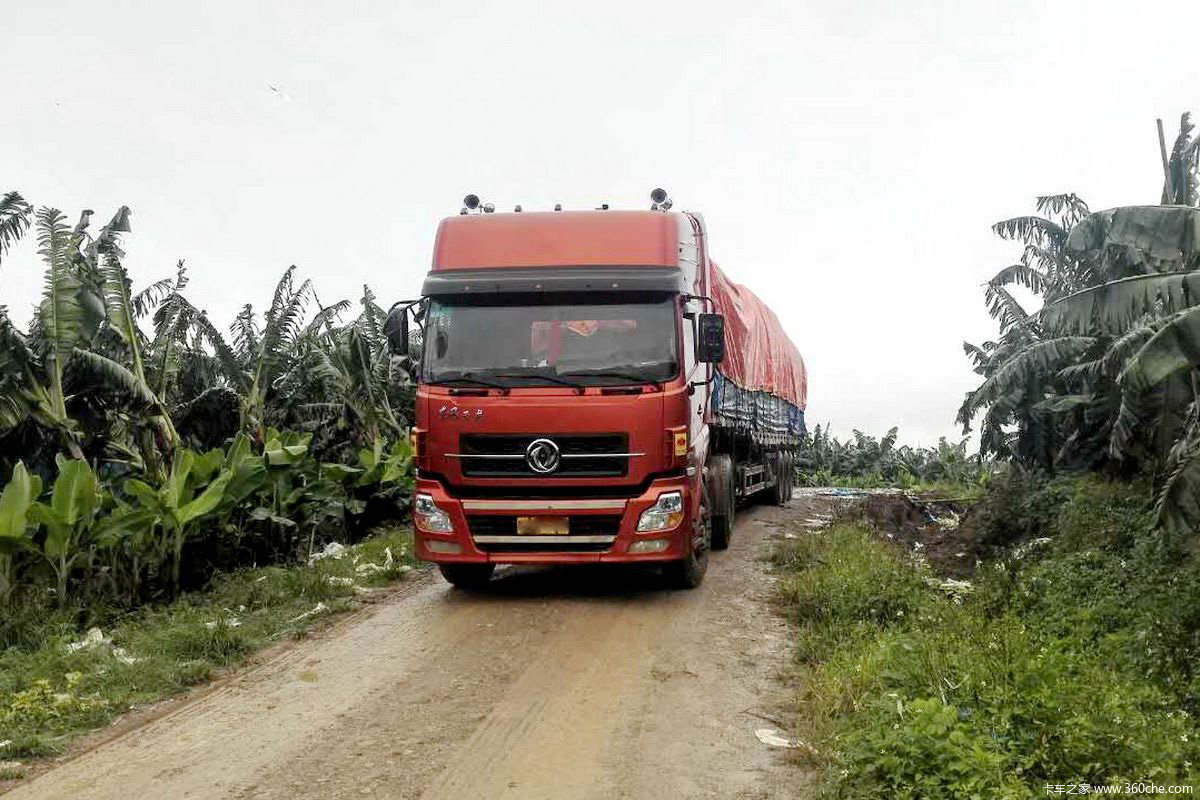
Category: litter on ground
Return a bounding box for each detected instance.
[308,542,348,564]
[754,728,819,756]
[291,602,330,623]
[65,627,109,653]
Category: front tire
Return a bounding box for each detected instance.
[664,484,711,589]
[438,563,495,589]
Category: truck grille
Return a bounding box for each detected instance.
[456,434,631,478]
[467,514,621,553]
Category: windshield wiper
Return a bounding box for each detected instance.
[558,367,671,385]
[492,370,586,392]
[429,372,511,390]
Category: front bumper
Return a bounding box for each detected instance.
[412,476,693,565]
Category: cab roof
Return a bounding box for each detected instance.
[431,210,681,271]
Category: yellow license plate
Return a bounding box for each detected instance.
[516,516,570,536]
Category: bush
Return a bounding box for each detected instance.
[833,697,1020,799]
[970,466,1073,551]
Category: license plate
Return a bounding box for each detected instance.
[516,516,570,536]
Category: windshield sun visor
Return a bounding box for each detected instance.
[422,267,685,296]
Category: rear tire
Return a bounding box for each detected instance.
[438,563,495,589]
[770,452,788,505]
[782,452,795,503]
[708,454,736,550]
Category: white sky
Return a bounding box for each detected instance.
[3,0,1198,445]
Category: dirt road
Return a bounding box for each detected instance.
[6,500,818,800]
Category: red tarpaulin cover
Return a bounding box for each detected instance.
[709,262,807,411]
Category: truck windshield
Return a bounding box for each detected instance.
[423,295,678,387]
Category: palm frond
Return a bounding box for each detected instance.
[962,341,990,371]
[984,285,1031,332]
[132,262,185,319]
[231,304,260,363]
[1035,193,1090,226]
[992,215,1068,249]
[959,336,1097,421]
[1155,416,1200,534]
[192,310,246,390]
[989,263,1046,296]
[1119,305,1200,390]
[1041,272,1200,334]
[69,348,159,408]
[95,226,145,381]
[35,208,100,367]
[1066,206,1200,270]
[0,191,33,264]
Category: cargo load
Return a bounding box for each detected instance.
[708,262,807,443]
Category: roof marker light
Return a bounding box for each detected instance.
[554,203,562,211]
[483,203,495,213]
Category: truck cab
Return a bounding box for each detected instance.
[389,194,801,589]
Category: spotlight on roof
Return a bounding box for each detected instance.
[554,203,563,211]
[463,194,481,211]
[514,204,522,212]
[650,187,672,211]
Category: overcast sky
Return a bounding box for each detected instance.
[3,0,1198,445]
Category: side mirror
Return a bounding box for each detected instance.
[696,313,725,364]
[384,303,410,356]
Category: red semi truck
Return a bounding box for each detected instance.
[386,191,807,588]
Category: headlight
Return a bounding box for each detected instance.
[414,493,453,533]
[636,491,684,532]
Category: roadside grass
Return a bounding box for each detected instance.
[778,484,1200,798]
[0,527,415,770]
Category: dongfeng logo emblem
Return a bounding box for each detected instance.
[525,438,561,474]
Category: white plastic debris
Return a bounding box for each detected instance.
[291,601,329,622]
[1012,537,1053,559]
[204,618,242,630]
[308,542,348,564]
[753,728,818,755]
[0,740,11,750]
[325,576,355,587]
[936,511,961,531]
[66,627,109,653]
[354,547,403,577]
[755,728,795,747]
[112,647,143,666]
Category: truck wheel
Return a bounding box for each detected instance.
[438,563,495,589]
[782,452,795,503]
[770,452,788,505]
[665,502,710,589]
[707,454,736,550]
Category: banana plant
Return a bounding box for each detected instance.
[126,449,231,595]
[30,457,101,605]
[0,462,42,606]
[355,436,412,489]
